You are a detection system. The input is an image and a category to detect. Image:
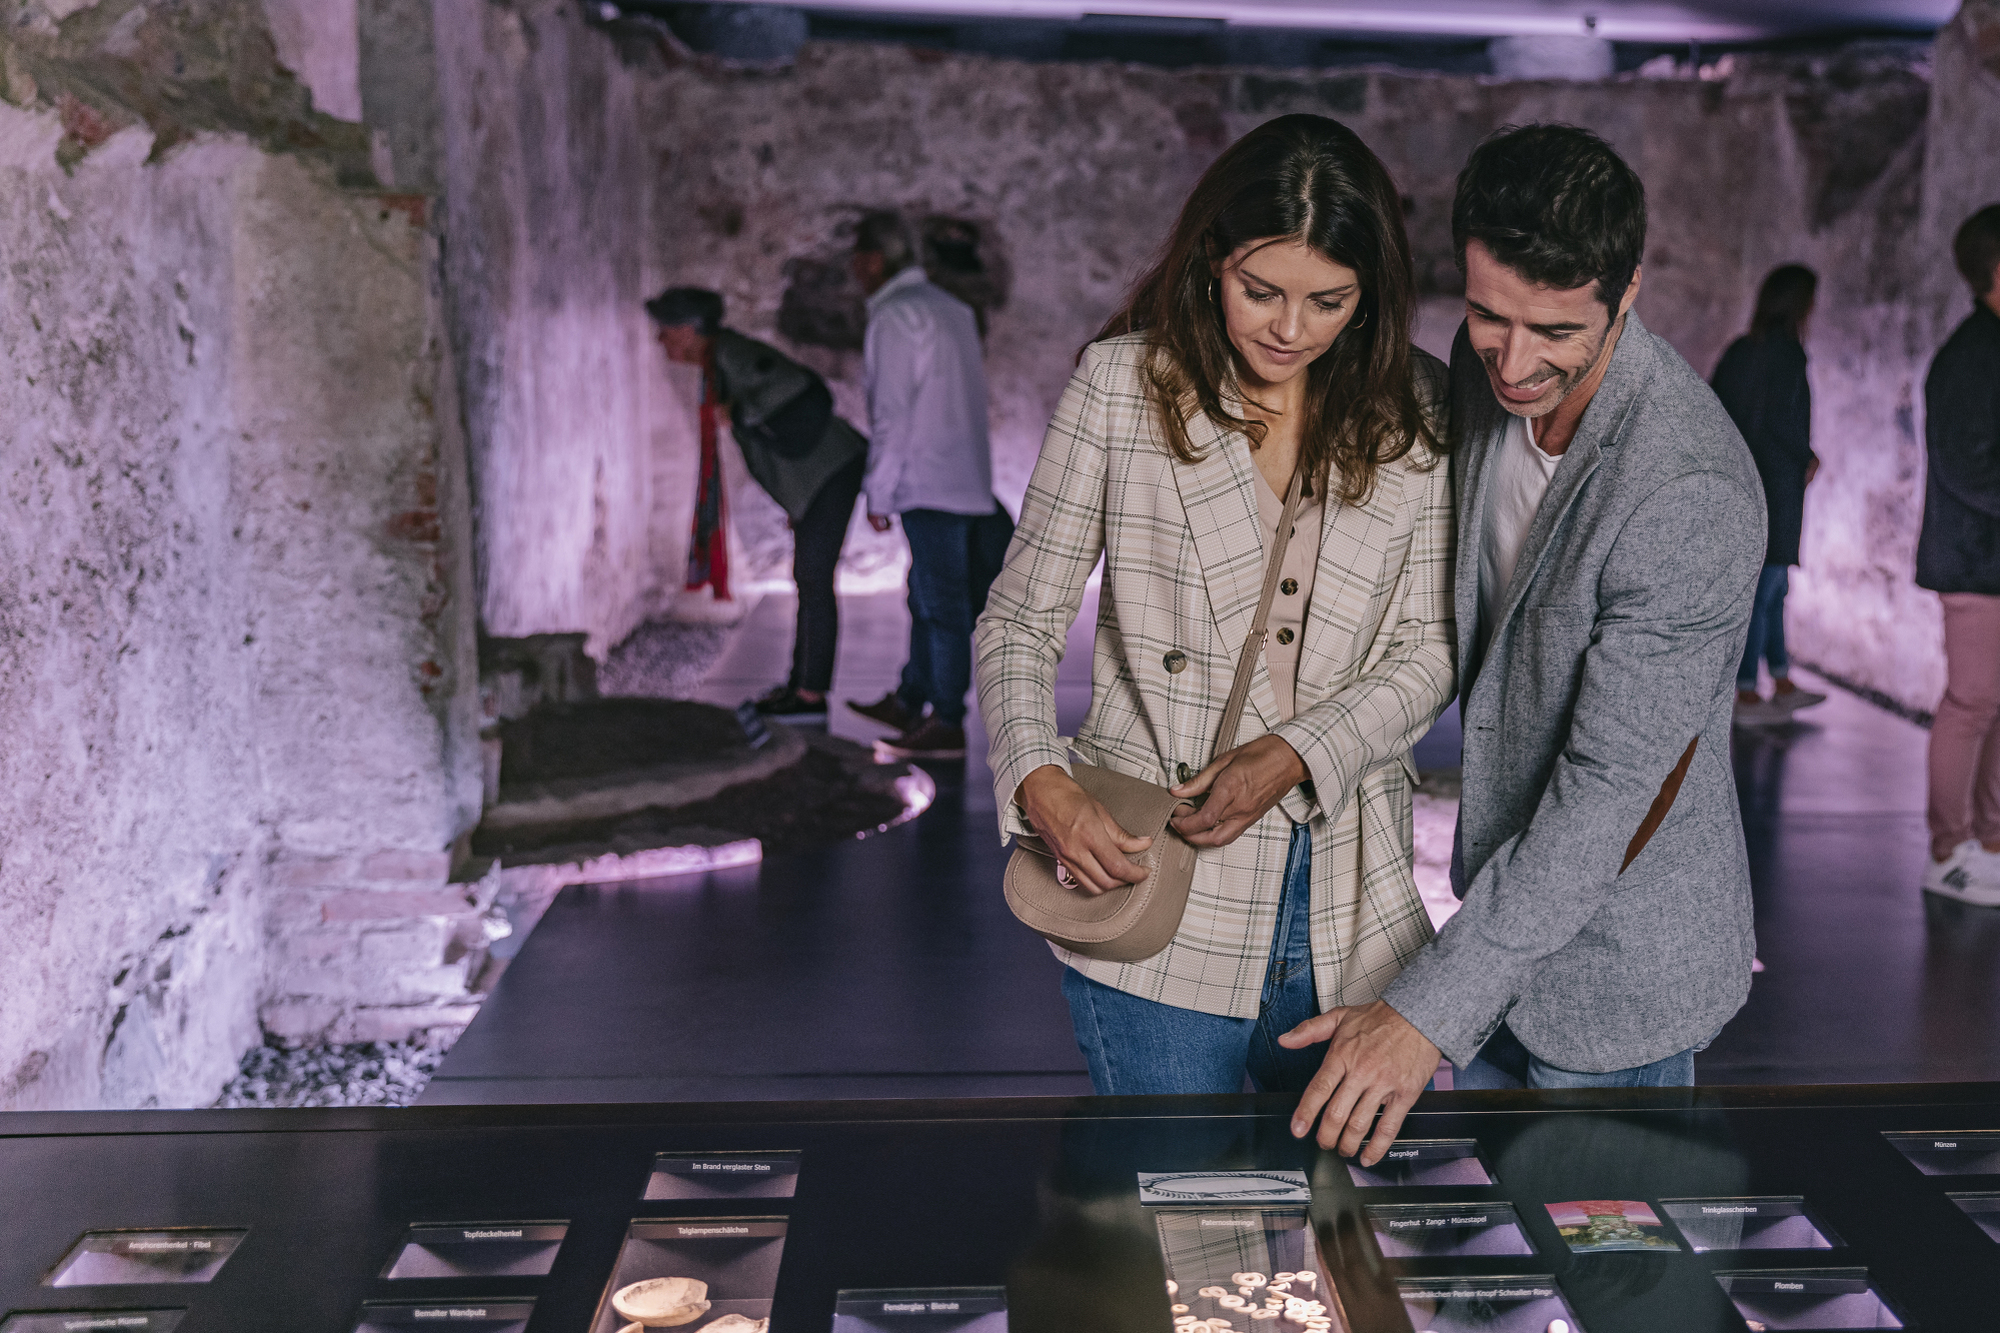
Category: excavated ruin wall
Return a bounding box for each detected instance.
[0,0,483,1107]
[434,0,680,654]
[630,16,1997,713]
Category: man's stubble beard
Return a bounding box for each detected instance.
[1482,316,1618,421]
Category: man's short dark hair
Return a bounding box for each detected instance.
[854,210,916,275]
[1954,204,2000,299]
[1453,124,1647,315]
[645,286,723,334]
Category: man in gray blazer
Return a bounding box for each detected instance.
[1284,125,1765,1163]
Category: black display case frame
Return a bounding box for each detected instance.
[0,1082,1996,1331]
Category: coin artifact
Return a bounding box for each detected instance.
[612,1276,712,1327]
[699,1318,768,1333]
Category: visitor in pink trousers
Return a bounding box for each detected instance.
[1919,205,2000,908]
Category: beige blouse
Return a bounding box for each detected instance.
[1252,465,1325,722]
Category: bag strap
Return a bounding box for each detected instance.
[1213,465,1306,756]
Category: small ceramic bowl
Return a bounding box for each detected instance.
[612,1276,712,1327]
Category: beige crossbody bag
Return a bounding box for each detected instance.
[1003,466,1307,962]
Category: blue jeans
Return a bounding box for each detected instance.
[897,505,1013,726]
[1455,1022,1698,1090]
[1063,823,1329,1095]
[1737,563,1790,690]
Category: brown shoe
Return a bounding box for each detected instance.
[847,691,919,731]
[876,717,966,761]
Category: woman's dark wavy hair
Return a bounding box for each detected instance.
[1096,114,1438,505]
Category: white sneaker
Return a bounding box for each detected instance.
[1923,841,2000,907]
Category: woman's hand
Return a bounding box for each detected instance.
[1016,765,1153,894]
[1169,734,1309,848]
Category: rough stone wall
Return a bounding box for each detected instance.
[1787,0,2000,708]
[628,23,1989,712]
[0,0,482,1106]
[435,0,680,654]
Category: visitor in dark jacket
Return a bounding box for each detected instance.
[1711,265,1827,726]
[1919,206,2000,907]
[649,287,869,718]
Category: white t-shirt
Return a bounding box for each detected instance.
[1479,412,1564,648]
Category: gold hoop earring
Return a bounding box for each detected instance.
[1350,310,1370,331]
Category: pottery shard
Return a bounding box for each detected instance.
[613,1276,712,1327]
[700,1318,770,1333]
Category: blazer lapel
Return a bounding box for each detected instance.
[1169,407,1283,740]
[1489,313,1655,638]
[1455,410,1503,691]
[1298,462,1401,690]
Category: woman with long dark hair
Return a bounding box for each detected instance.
[1712,264,1827,725]
[974,115,1455,1099]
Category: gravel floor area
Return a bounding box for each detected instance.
[213,1036,452,1108]
[598,619,735,698]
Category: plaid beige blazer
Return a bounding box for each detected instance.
[974,333,1457,1019]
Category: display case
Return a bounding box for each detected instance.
[590,1218,788,1333]
[832,1288,1007,1332]
[380,1223,569,1279]
[0,1083,1995,1332]
[46,1230,245,1287]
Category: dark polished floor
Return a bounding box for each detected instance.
[421,592,2000,1104]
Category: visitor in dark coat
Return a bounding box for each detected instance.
[1711,265,1826,725]
[649,286,869,719]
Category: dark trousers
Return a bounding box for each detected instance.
[788,454,865,694]
[897,502,1015,725]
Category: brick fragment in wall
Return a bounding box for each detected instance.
[342,1003,483,1044]
[358,849,454,882]
[322,888,483,922]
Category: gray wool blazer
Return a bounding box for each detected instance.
[1380,312,1766,1074]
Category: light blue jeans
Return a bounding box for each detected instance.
[1063,823,1327,1095]
[1455,1021,1698,1090]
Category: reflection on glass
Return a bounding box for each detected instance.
[1397,1276,1582,1333]
[1346,1140,1494,1189]
[1154,1208,1343,1332]
[1366,1203,1536,1258]
[1715,1271,1903,1330]
[1,1313,185,1333]
[381,1221,568,1279]
[645,1151,802,1201]
[1882,1130,2000,1176]
[353,1301,534,1333]
[1659,1198,1838,1252]
[833,1287,1008,1332]
[1947,1191,2000,1243]
[1138,1171,1311,1207]
[46,1230,246,1287]
[590,1218,788,1333]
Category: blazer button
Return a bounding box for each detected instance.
[1275,627,1295,646]
[1176,762,1193,784]
[1280,578,1298,596]
[1163,650,1188,674]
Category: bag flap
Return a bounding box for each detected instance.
[1068,763,1195,839]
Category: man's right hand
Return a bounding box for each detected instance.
[1016,765,1152,894]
